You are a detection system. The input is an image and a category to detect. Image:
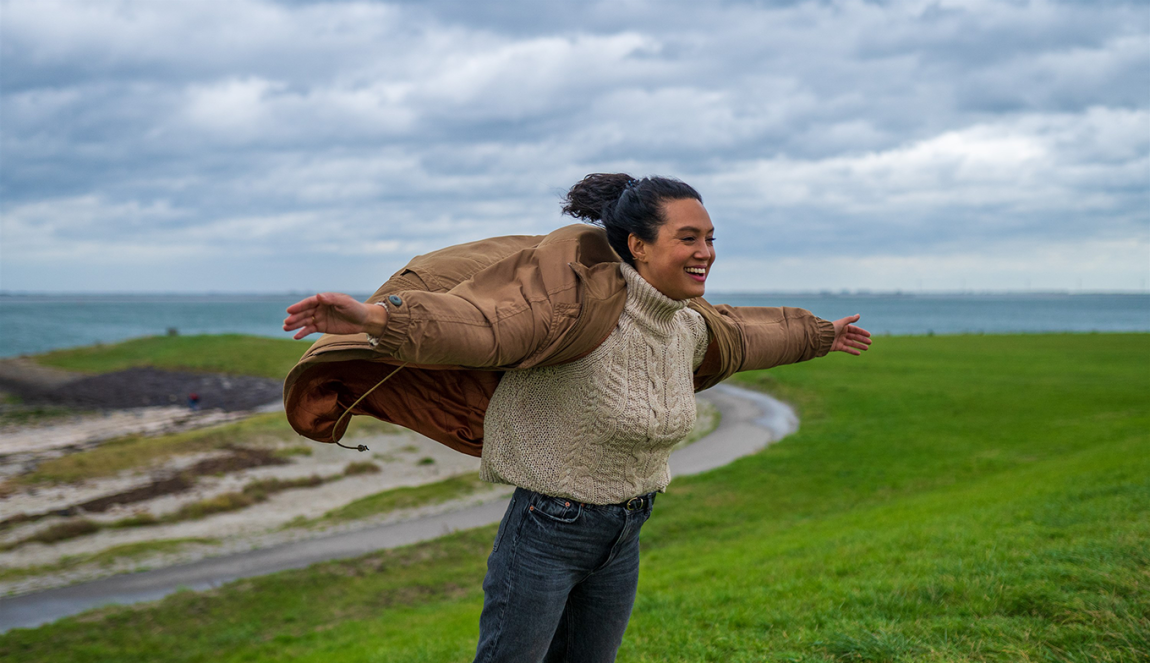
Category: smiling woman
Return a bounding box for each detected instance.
[281,173,871,661]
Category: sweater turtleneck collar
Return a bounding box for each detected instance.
[619,261,689,335]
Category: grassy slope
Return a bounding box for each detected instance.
[32,334,312,379]
[2,334,1146,662]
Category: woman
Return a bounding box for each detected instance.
[283,174,870,661]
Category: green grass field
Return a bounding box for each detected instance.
[3,334,1146,662]
[32,334,312,379]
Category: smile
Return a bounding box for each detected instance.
[685,266,707,282]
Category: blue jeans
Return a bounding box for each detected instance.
[474,487,656,663]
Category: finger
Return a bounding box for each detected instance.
[282,310,316,329]
[283,318,316,333]
[847,325,871,337]
[292,324,316,340]
[847,333,872,345]
[286,296,321,314]
[832,340,858,355]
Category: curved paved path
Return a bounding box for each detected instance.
[0,383,797,632]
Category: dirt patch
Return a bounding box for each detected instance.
[0,477,195,531]
[75,476,195,514]
[187,446,287,475]
[10,367,282,412]
[0,448,289,530]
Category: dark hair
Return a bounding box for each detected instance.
[562,173,702,266]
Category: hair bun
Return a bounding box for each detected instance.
[561,173,634,223]
[561,173,701,266]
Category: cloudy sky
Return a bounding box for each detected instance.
[2,0,1147,294]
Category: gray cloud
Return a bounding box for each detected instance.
[2,0,1147,293]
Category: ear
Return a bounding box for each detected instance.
[627,233,648,264]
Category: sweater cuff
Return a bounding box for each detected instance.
[366,295,414,355]
[814,317,836,357]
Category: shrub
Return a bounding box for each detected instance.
[25,519,101,545]
[344,461,382,476]
[169,493,257,521]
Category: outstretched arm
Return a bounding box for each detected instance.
[829,314,872,355]
[282,286,567,369]
[691,303,873,391]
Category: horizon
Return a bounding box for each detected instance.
[3,289,1149,298]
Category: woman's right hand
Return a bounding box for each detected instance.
[282,292,387,340]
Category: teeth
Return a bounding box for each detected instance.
[685,267,706,275]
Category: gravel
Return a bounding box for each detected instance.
[13,367,283,412]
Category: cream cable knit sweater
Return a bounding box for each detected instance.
[480,262,710,505]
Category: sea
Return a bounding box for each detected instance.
[1,293,1148,358]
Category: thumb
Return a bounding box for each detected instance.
[848,313,861,323]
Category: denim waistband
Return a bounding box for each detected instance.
[517,487,657,512]
[581,491,657,512]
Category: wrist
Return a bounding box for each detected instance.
[364,302,389,337]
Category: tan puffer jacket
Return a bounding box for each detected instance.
[283,224,835,456]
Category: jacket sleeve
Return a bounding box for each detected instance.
[356,227,627,371]
[365,286,571,369]
[722,305,837,372]
[363,237,587,369]
[690,299,837,390]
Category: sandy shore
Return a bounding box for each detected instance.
[0,397,718,597]
[0,388,487,596]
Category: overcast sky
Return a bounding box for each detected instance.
[2,0,1147,294]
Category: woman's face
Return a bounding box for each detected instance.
[629,198,716,301]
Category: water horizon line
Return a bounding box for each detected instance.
[3,289,1148,299]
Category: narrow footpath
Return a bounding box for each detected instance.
[0,383,797,632]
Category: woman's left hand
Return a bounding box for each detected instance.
[282,292,384,340]
[831,314,872,355]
